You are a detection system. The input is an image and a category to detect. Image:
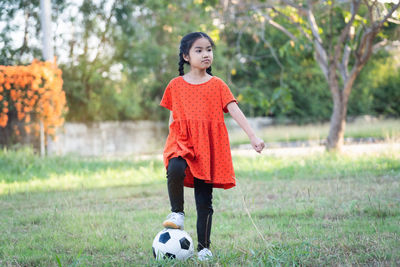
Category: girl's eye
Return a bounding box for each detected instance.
[196,50,201,53]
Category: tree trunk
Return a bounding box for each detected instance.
[326,63,359,151]
[326,62,349,151]
[326,93,347,151]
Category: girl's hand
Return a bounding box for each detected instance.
[250,135,265,153]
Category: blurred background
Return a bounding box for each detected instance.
[0,0,399,155]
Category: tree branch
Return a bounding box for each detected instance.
[259,19,285,87]
[88,0,117,72]
[375,1,400,29]
[348,27,375,99]
[372,39,388,53]
[363,0,375,24]
[354,0,400,65]
[305,1,328,78]
[20,7,30,57]
[355,28,374,65]
[234,18,253,74]
[232,14,286,85]
[335,1,361,82]
[334,0,361,60]
[339,44,351,81]
[246,5,300,42]
[260,13,298,41]
[306,0,323,44]
[269,7,312,42]
[281,0,308,14]
[315,45,329,80]
[388,18,400,24]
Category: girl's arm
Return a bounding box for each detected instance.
[169,111,173,127]
[227,102,265,153]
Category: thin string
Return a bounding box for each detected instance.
[236,177,275,253]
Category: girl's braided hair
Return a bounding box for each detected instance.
[178,32,215,76]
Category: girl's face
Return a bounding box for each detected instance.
[183,37,213,71]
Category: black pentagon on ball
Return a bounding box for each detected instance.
[179,237,191,250]
[159,232,171,244]
[164,252,176,259]
[152,247,156,258]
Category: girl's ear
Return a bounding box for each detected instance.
[183,54,190,63]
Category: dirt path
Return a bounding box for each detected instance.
[231,142,400,157]
[132,142,399,161]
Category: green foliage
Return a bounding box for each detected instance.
[228,27,331,122]
[1,1,399,122]
[369,59,400,117]
[0,0,41,65]
[349,50,400,117]
[239,85,294,117]
[372,71,400,116]
[63,0,220,122]
[227,2,400,122]
[0,0,69,65]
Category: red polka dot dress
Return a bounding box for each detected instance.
[160,76,238,189]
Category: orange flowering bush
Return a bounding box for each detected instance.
[0,58,67,138]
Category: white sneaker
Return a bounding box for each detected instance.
[162,212,184,229]
[197,248,213,261]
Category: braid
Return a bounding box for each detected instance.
[178,52,186,76]
[206,66,213,76]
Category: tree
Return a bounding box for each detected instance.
[224,0,400,150]
[0,0,69,65]
[60,0,219,122]
[0,59,67,146]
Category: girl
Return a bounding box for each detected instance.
[160,32,265,261]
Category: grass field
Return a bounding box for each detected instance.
[229,118,400,146]
[0,147,399,266]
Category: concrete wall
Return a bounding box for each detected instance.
[47,121,167,156]
[47,117,273,156]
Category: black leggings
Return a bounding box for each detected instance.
[167,156,213,251]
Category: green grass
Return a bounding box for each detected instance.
[0,148,399,266]
[229,118,400,146]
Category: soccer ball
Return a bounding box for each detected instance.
[152,228,194,260]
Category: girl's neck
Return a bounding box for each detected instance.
[184,69,211,83]
[187,68,208,77]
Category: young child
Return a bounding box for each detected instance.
[159,32,265,261]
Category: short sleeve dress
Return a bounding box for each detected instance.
[160,76,238,189]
